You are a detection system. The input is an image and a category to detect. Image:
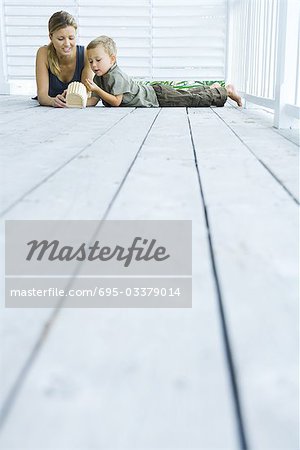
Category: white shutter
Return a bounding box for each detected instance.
[2,0,227,83]
[4,0,77,79]
[152,0,227,80]
[78,0,152,78]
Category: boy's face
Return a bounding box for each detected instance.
[87,45,116,76]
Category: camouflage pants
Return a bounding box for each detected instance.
[152,84,227,107]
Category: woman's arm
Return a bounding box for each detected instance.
[35,46,66,107]
[85,78,123,107]
[81,49,94,88]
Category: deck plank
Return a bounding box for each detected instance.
[189,106,298,449]
[2,108,159,219]
[1,107,133,215]
[0,107,161,427]
[0,97,298,449]
[0,105,57,127]
[213,105,299,202]
[0,95,37,107]
[0,96,39,117]
[0,107,238,449]
[104,107,238,447]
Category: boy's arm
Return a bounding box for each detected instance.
[86,78,123,107]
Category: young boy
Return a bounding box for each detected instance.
[86,35,242,108]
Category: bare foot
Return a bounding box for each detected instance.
[226,83,242,107]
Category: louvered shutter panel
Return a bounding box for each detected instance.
[152,0,227,80]
[2,0,227,84]
[4,0,77,79]
[78,0,152,78]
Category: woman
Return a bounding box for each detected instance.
[35,11,92,107]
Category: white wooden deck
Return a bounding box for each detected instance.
[0,95,299,450]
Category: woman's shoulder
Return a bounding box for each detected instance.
[37,45,48,54]
[36,45,48,59]
[36,46,49,66]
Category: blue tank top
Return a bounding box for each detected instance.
[48,45,85,97]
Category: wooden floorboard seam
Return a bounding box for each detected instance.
[0,108,163,433]
[0,105,51,127]
[1,101,297,448]
[273,128,299,147]
[2,110,98,148]
[187,107,249,450]
[0,108,136,218]
[211,108,300,205]
[0,105,38,118]
[101,108,162,220]
[0,309,60,431]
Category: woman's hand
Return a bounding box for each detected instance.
[53,92,67,108]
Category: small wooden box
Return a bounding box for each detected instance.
[66,82,88,108]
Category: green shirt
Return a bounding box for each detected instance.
[92,63,159,107]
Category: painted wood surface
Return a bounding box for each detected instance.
[213,104,299,202]
[188,106,298,449]
[0,96,298,449]
[2,1,227,81]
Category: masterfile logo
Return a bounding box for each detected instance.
[25,237,170,267]
[5,220,192,308]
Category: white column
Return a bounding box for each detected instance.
[274,0,299,129]
[0,0,10,94]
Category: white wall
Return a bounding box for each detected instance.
[0,0,228,94]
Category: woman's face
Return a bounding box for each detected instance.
[50,26,76,57]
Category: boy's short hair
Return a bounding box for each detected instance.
[87,36,117,56]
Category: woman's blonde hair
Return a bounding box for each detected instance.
[87,36,117,57]
[48,11,77,77]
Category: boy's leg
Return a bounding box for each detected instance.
[152,83,227,107]
[187,85,228,107]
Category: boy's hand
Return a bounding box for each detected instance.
[85,78,98,92]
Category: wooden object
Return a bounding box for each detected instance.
[66,82,88,108]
